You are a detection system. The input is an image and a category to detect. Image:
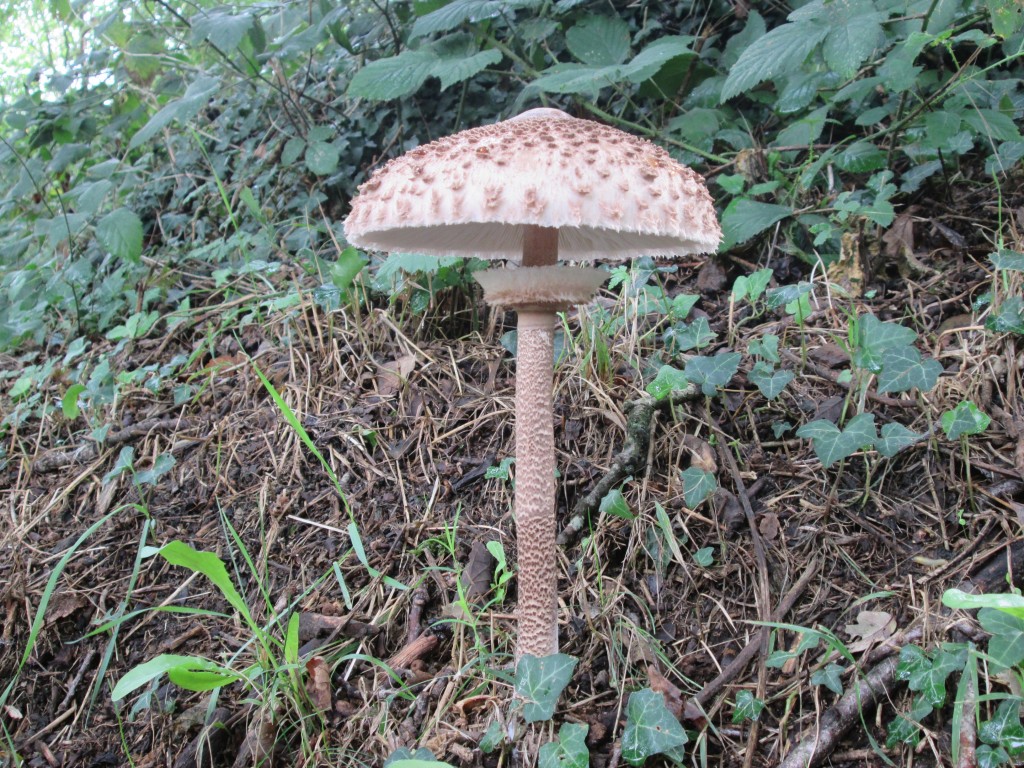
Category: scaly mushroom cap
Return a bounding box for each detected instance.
[344,108,721,261]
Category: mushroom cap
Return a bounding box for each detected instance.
[344,108,721,262]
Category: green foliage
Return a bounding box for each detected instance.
[941,401,992,439]
[732,689,765,723]
[515,654,577,724]
[599,488,634,520]
[797,413,877,468]
[539,723,589,768]
[621,689,688,765]
[681,467,717,508]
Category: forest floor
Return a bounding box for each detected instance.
[2,178,1024,767]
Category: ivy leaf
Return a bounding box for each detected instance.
[621,689,688,765]
[852,314,917,371]
[732,268,774,302]
[720,199,792,247]
[987,297,1024,334]
[721,19,828,101]
[976,744,1010,768]
[646,365,690,400]
[885,693,933,748]
[747,362,794,400]
[684,352,741,396]
[897,644,967,707]
[693,547,714,567]
[979,609,1024,671]
[135,453,176,487]
[941,401,991,439]
[538,722,589,768]
[810,663,845,695]
[96,208,143,263]
[990,250,1024,271]
[670,294,700,320]
[748,333,781,363]
[732,689,765,723]
[384,747,442,766]
[980,699,1024,756]
[600,488,634,520]
[876,346,942,394]
[681,467,717,508]
[665,317,716,352]
[566,15,630,66]
[766,281,812,309]
[876,422,925,457]
[796,413,876,468]
[942,589,1024,619]
[515,654,577,723]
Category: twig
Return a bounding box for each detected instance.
[558,387,699,546]
[777,656,900,768]
[32,417,196,472]
[388,633,439,670]
[957,665,977,768]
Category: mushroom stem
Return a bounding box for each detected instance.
[514,308,559,660]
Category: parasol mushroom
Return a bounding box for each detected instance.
[344,108,720,660]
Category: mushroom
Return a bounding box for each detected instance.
[344,108,720,660]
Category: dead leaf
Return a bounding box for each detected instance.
[46,590,87,625]
[305,657,332,715]
[882,211,935,277]
[696,258,728,292]
[682,435,717,474]
[828,231,866,297]
[844,610,896,653]
[713,489,745,534]
[460,540,496,604]
[376,354,416,398]
[758,513,780,541]
[810,343,850,369]
[646,665,684,720]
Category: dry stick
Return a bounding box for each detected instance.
[957,664,977,768]
[558,387,699,546]
[693,558,818,709]
[32,416,196,472]
[777,657,900,768]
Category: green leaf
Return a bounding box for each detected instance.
[156,541,252,623]
[981,699,1024,755]
[670,294,700,319]
[897,644,967,707]
[129,76,220,149]
[766,282,812,309]
[135,453,176,487]
[721,199,792,247]
[979,609,1024,671]
[385,747,444,766]
[348,50,437,100]
[96,208,143,263]
[665,317,716,352]
[684,352,741,396]
[432,47,502,89]
[681,467,717,508]
[819,4,884,78]
[566,15,630,66]
[693,547,714,567]
[732,268,774,302]
[941,401,991,439]
[942,589,1024,619]
[305,141,339,175]
[191,9,253,50]
[987,297,1024,334]
[991,250,1024,271]
[796,413,876,468]
[747,362,794,400]
[988,0,1024,37]
[539,722,589,768]
[876,346,942,394]
[721,20,828,101]
[732,689,765,723]
[600,488,634,520]
[623,36,695,82]
[810,663,845,695]
[621,689,688,765]
[749,334,781,363]
[876,422,925,457]
[851,314,917,371]
[516,654,577,723]
[836,141,887,173]
[62,384,85,419]
[976,744,1010,768]
[886,693,933,748]
[410,0,538,39]
[646,365,690,400]
[111,654,240,701]
[332,247,369,296]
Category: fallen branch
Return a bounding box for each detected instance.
[777,656,900,768]
[32,416,196,472]
[558,386,699,546]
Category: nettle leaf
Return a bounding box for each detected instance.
[685,352,741,396]
[191,9,253,51]
[129,75,220,149]
[96,208,143,263]
[515,654,577,723]
[623,36,694,82]
[681,467,717,508]
[852,314,917,371]
[431,47,502,90]
[721,199,792,247]
[747,361,794,400]
[979,608,1024,671]
[566,15,630,66]
[811,663,845,695]
[732,689,765,723]
[796,413,876,468]
[991,250,1024,271]
[646,365,690,400]
[816,4,885,78]
[530,63,620,95]
[941,401,991,440]
[621,689,688,766]
[876,346,942,394]
[876,422,924,457]
[538,722,589,768]
[348,46,501,100]
[721,19,828,101]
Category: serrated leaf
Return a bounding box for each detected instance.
[599,488,633,520]
[646,365,690,400]
[821,7,884,78]
[305,141,339,175]
[410,0,538,39]
[796,413,876,468]
[747,362,794,400]
[979,609,1024,671]
[566,15,629,66]
[681,467,717,508]
[721,20,828,101]
[684,352,741,396]
[436,47,502,89]
[538,722,589,768]
[811,663,845,695]
[348,50,436,100]
[621,689,688,765]
[836,141,887,172]
[991,250,1024,271]
[941,401,991,439]
[129,75,220,149]
[876,422,924,457]
[96,207,143,263]
[721,199,792,247]
[876,346,942,394]
[515,654,577,723]
[530,63,620,95]
[192,9,253,51]
[732,689,765,723]
[622,36,694,82]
